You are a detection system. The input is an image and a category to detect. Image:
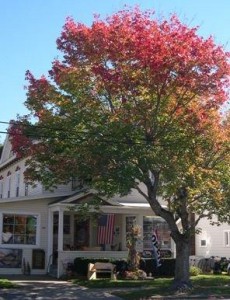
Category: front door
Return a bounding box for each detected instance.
[74,219,89,249]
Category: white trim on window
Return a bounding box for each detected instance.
[25,182,29,196]
[200,239,207,247]
[0,211,40,248]
[15,170,20,197]
[6,175,11,198]
[0,179,3,199]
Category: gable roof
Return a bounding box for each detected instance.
[0,134,19,171]
[49,188,121,206]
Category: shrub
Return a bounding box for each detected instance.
[139,258,175,277]
[73,257,176,277]
[189,266,202,276]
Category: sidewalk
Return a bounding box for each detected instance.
[2,275,230,300]
[0,275,123,300]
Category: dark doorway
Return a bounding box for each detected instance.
[74,219,89,249]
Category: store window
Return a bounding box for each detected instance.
[2,214,38,245]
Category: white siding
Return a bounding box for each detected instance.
[0,159,26,198]
[0,198,52,275]
[42,182,73,196]
[0,199,51,248]
[0,135,15,165]
[195,216,230,258]
[0,157,73,200]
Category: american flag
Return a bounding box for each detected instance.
[97,214,115,245]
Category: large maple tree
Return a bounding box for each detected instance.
[9,8,230,289]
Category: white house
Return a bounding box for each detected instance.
[0,134,228,277]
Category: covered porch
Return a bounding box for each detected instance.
[47,193,174,278]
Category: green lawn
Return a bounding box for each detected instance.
[0,278,17,289]
[1,274,230,298]
[73,275,230,299]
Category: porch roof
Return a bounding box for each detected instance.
[48,189,121,206]
[48,185,167,211]
[48,189,167,215]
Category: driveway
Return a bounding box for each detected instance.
[0,277,123,300]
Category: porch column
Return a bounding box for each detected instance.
[58,207,64,251]
[57,207,64,279]
[47,208,54,270]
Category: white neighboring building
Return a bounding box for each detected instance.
[195,216,230,259]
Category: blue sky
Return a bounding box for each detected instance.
[1,0,229,142]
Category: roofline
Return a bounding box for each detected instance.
[0,191,74,203]
[0,156,22,171]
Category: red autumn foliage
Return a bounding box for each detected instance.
[55,8,229,109]
[8,121,33,158]
[9,8,229,171]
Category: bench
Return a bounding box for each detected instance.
[87,262,116,280]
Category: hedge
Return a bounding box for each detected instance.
[73,257,175,277]
[139,258,175,277]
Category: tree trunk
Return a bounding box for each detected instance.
[144,177,192,291]
[172,236,192,291]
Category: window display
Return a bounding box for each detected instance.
[2,214,37,245]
